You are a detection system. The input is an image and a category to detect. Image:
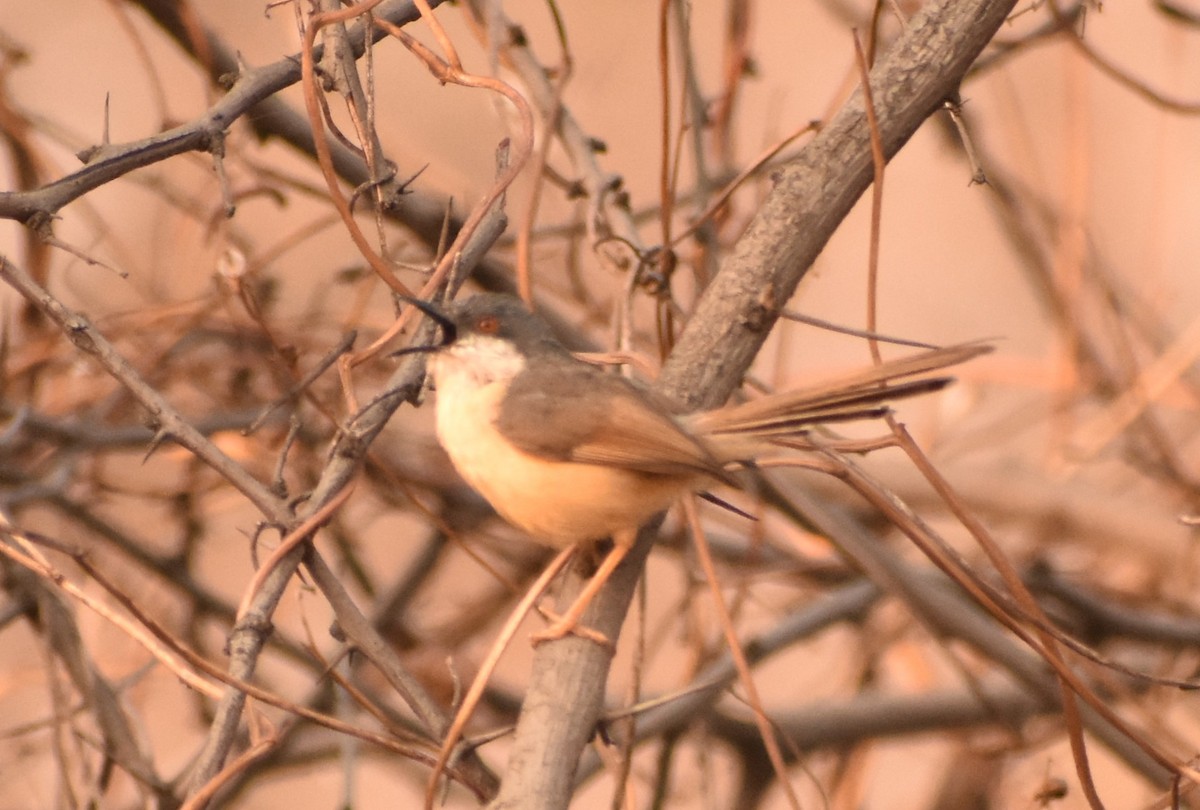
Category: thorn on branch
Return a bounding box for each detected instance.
[348,160,406,214]
[26,210,126,276]
[144,428,174,462]
[74,144,101,164]
[75,95,114,163]
[382,162,429,211]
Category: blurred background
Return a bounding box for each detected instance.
[2,0,1200,807]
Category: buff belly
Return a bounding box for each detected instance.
[434,363,687,548]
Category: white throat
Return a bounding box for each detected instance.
[430,334,527,481]
[430,333,527,390]
[430,334,534,531]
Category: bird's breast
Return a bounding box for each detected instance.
[431,355,688,547]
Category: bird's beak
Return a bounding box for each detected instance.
[392,295,457,356]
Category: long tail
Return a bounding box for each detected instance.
[687,342,990,453]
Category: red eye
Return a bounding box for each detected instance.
[476,315,500,334]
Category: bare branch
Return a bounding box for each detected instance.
[491,2,1019,807]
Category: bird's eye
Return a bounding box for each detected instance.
[476,315,500,335]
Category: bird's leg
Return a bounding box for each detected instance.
[531,532,634,647]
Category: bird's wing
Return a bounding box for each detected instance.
[496,360,725,479]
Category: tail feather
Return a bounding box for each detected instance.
[688,342,988,456]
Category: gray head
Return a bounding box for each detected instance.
[446,294,566,356]
[398,293,569,359]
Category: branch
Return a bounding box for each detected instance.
[491,1,1019,807]
[0,1,437,227]
[0,257,285,519]
[132,0,476,259]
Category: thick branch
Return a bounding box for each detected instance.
[491,1,1018,807]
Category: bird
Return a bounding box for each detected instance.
[399,292,986,644]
